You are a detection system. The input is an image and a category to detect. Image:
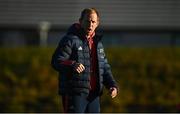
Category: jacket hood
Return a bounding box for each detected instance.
[67,23,82,35]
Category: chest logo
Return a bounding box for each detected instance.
[100,49,104,53]
[78,46,83,50]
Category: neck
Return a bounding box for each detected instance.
[86,32,95,39]
[86,35,91,39]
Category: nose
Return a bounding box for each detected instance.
[89,22,93,28]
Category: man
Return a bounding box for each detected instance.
[51,8,118,113]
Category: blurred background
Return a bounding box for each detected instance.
[0,0,180,112]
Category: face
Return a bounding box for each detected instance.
[80,12,99,37]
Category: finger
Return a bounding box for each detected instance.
[77,66,82,73]
[78,67,83,73]
[79,64,85,70]
[77,66,84,73]
[76,68,80,73]
[78,64,85,72]
[78,66,83,72]
[111,90,117,98]
[81,64,85,70]
[110,87,117,98]
[111,92,115,98]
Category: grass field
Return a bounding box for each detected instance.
[0,47,180,112]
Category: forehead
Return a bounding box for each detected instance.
[83,12,98,21]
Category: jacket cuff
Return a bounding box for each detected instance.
[110,84,119,93]
[59,60,76,66]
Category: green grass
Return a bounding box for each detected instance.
[0,47,180,112]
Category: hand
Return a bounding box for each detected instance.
[73,63,85,73]
[109,87,117,98]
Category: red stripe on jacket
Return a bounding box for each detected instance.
[60,60,75,66]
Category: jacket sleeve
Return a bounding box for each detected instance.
[103,55,119,90]
[51,36,75,72]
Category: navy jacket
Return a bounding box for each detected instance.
[51,23,118,95]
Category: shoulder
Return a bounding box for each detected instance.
[58,34,82,47]
[62,34,81,42]
[60,34,79,43]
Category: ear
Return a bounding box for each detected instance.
[96,20,100,27]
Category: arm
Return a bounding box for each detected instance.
[51,36,75,72]
[103,55,119,98]
[51,36,85,73]
[103,56,118,89]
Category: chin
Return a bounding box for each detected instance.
[86,31,91,35]
[87,32,92,36]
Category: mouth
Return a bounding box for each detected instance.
[87,28,92,32]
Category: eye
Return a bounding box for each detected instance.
[92,21,96,24]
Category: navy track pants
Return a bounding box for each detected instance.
[62,93,100,113]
